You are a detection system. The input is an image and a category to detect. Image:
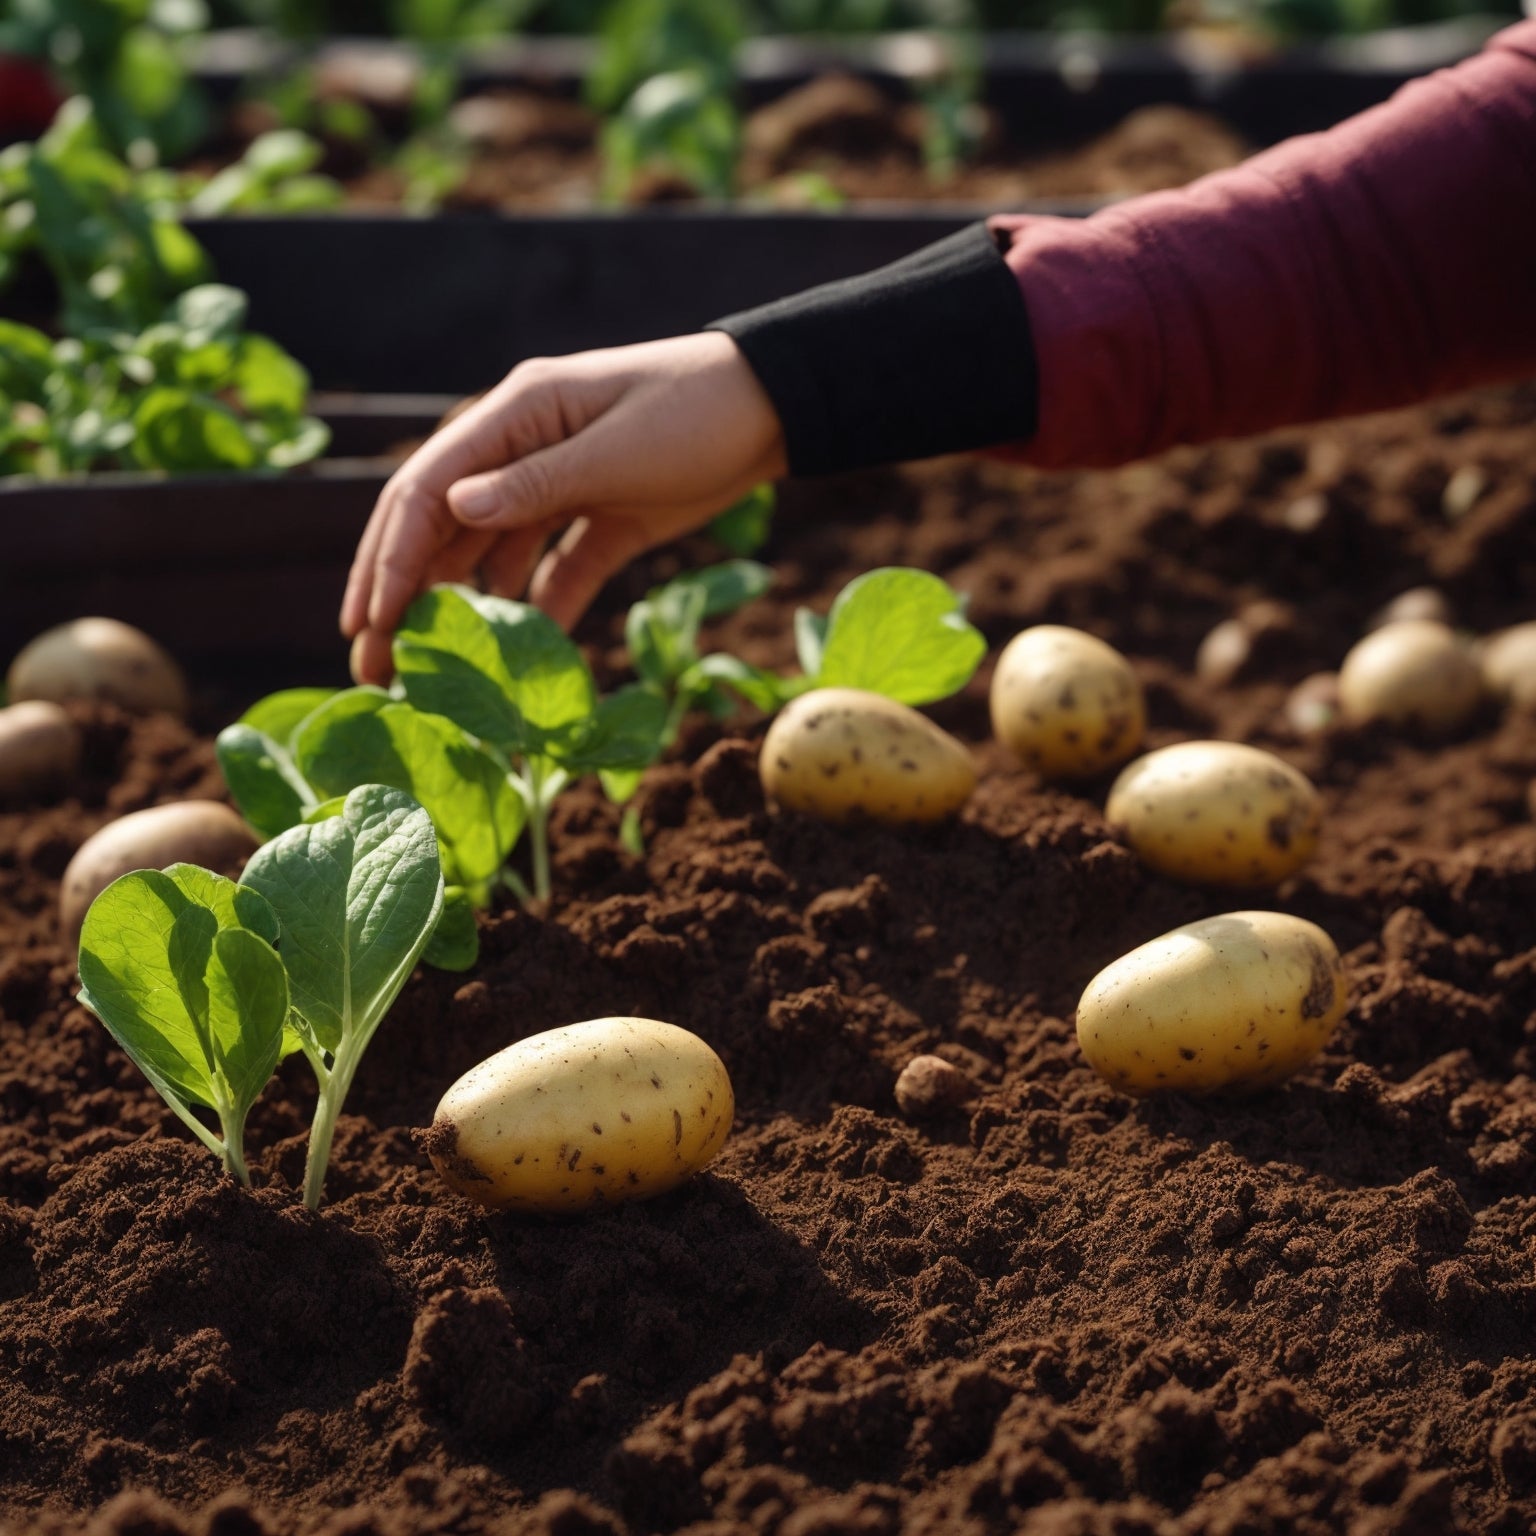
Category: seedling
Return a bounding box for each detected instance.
[394,586,667,903]
[242,784,445,1209]
[626,558,786,738]
[77,863,290,1186]
[708,483,777,557]
[75,786,445,1208]
[217,685,520,968]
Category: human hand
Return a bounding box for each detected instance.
[340,331,786,684]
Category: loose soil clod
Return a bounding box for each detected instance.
[3,383,1536,1535]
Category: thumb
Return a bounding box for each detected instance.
[447,440,583,529]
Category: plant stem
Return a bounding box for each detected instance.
[302,1048,361,1212]
[221,1117,251,1187]
[529,801,551,904]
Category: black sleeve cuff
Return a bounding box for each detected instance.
[706,222,1038,478]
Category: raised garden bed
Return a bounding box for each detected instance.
[2,376,1536,1535]
[0,394,451,678]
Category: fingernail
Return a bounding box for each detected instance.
[453,480,498,520]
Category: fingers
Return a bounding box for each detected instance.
[528,516,648,632]
[479,518,558,602]
[349,627,395,687]
[342,366,578,638]
[447,439,580,531]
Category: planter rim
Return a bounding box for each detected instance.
[187,17,1506,82]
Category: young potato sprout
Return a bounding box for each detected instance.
[428,1017,734,1214]
[393,587,667,905]
[75,785,446,1208]
[1076,911,1348,1095]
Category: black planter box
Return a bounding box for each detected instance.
[0,396,454,676]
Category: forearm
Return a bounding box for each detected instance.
[1001,18,1536,469]
[714,20,1536,477]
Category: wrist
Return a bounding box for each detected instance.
[705,223,1039,477]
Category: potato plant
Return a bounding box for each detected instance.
[76,784,445,1207]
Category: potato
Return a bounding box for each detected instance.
[1194,602,1292,689]
[428,1017,734,1214]
[0,701,81,799]
[1479,622,1536,710]
[8,618,188,717]
[990,625,1143,778]
[1367,586,1452,632]
[1284,672,1341,738]
[760,688,974,825]
[61,801,258,942]
[1337,619,1481,736]
[1106,741,1321,887]
[1076,910,1348,1095]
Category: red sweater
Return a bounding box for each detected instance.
[995,18,1536,469]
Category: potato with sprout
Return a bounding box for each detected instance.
[990,626,1143,779]
[1107,741,1320,887]
[1076,911,1347,1094]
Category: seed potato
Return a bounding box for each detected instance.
[1076,910,1348,1095]
[428,1016,734,1214]
[1106,741,1321,887]
[1337,619,1482,737]
[760,688,974,824]
[8,617,188,716]
[990,625,1144,778]
[60,801,258,942]
[0,701,81,799]
[1284,672,1341,738]
[1479,622,1536,711]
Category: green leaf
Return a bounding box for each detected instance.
[422,886,479,971]
[686,558,773,619]
[685,652,796,713]
[394,585,595,756]
[132,389,259,472]
[242,687,337,747]
[708,484,775,556]
[794,607,828,678]
[293,689,525,889]
[216,722,316,842]
[815,568,986,706]
[556,684,667,774]
[77,867,287,1145]
[173,284,249,342]
[239,784,444,1056]
[234,335,308,415]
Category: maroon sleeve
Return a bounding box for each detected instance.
[994,19,1536,470]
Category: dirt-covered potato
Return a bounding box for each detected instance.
[990,625,1143,778]
[0,701,81,799]
[60,802,258,942]
[1106,741,1321,887]
[1479,622,1536,710]
[1337,619,1482,736]
[8,618,188,717]
[760,688,974,824]
[428,1017,734,1214]
[1076,910,1348,1095]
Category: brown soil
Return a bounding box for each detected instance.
[304,77,1246,210]
[4,381,1536,1536]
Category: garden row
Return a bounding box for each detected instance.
[2,382,1535,1534]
